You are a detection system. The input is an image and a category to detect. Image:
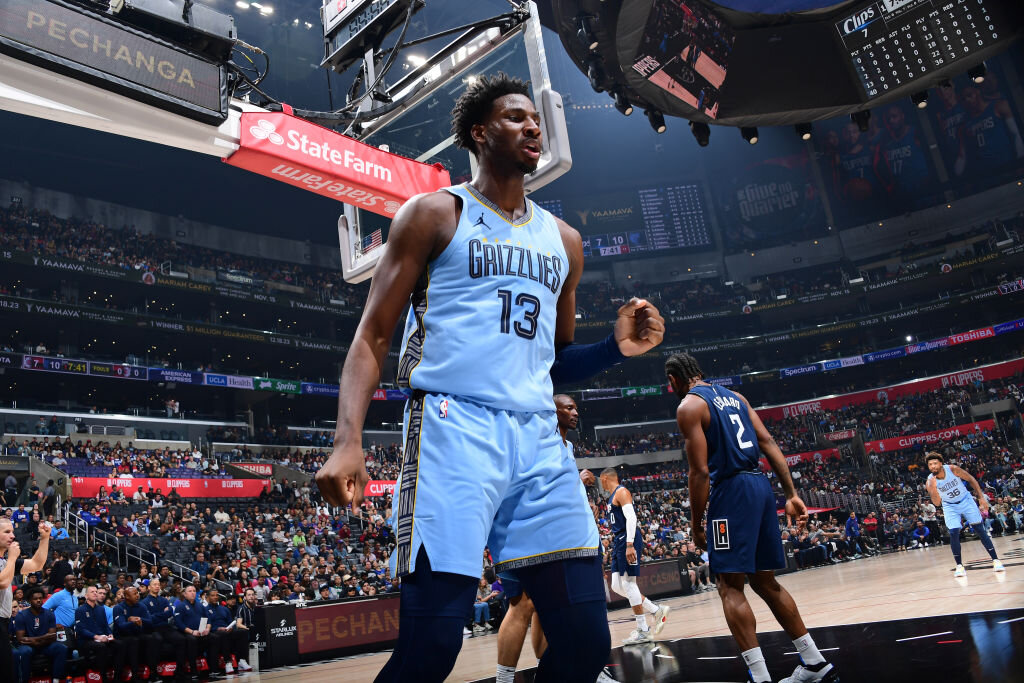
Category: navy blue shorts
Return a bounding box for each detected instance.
[706,472,785,575]
[499,571,522,599]
[609,539,643,577]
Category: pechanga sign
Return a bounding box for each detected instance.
[0,0,226,122]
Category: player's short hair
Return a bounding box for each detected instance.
[23,585,45,600]
[451,72,531,155]
[925,451,944,464]
[599,467,618,480]
[665,353,704,384]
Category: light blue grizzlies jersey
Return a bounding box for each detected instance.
[929,465,969,504]
[396,183,567,413]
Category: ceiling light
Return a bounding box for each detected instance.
[612,90,632,116]
[690,120,709,146]
[851,110,870,132]
[795,122,812,140]
[741,127,758,145]
[646,108,666,134]
[967,63,986,83]
[911,91,928,108]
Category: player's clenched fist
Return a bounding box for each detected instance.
[315,445,370,510]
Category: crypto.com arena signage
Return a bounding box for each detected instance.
[225,109,451,218]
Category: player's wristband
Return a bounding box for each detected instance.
[550,333,626,385]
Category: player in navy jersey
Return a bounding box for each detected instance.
[599,468,670,645]
[669,353,836,683]
[874,104,930,198]
[315,74,665,683]
[836,122,880,201]
[925,452,1004,576]
[933,83,967,168]
[955,85,1024,177]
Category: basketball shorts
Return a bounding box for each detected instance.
[388,392,600,579]
[705,471,785,575]
[941,496,983,530]
[498,572,522,599]
[610,539,643,577]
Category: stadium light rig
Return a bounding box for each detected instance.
[576,15,599,51]
[968,63,986,83]
[795,123,812,140]
[851,110,871,132]
[646,108,666,134]
[911,91,928,109]
[612,90,633,116]
[690,121,709,146]
[741,127,758,145]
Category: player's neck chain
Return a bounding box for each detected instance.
[466,183,528,224]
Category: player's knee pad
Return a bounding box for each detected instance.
[609,572,624,597]
[534,600,611,683]
[621,574,644,606]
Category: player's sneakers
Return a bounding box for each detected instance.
[596,666,618,682]
[653,604,671,635]
[993,559,1005,572]
[622,628,652,645]
[778,661,838,682]
[954,564,966,577]
[236,660,252,672]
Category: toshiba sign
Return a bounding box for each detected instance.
[224,110,450,218]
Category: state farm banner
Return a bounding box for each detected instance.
[71,477,270,498]
[824,429,857,442]
[296,597,399,654]
[224,110,451,218]
[864,419,996,454]
[759,448,839,472]
[364,480,396,497]
[235,463,274,477]
[758,357,1024,421]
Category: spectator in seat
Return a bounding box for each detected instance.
[174,584,218,679]
[190,553,210,583]
[684,542,712,592]
[910,520,931,549]
[14,585,67,683]
[74,584,126,683]
[49,521,69,541]
[112,585,159,680]
[43,574,79,629]
[472,576,498,634]
[206,588,251,672]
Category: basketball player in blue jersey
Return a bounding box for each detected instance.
[836,122,880,201]
[874,104,930,198]
[668,353,836,683]
[924,452,1004,577]
[496,394,616,683]
[315,73,665,683]
[599,468,670,645]
[954,85,1024,177]
[933,83,967,169]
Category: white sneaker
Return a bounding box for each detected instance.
[652,604,671,635]
[463,627,472,636]
[779,661,837,682]
[596,666,618,682]
[622,628,652,645]
[954,564,966,578]
[237,660,252,672]
[994,559,1005,572]
[224,663,234,675]
[472,624,485,634]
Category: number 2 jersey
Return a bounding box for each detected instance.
[687,383,760,485]
[396,183,567,413]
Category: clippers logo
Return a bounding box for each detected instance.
[249,119,284,145]
[841,7,876,35]
[439,399,449,419]
[712,519,730,550]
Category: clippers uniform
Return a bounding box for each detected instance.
[928,464,983,530]
[389,183,600,579]
[688,383,785,574]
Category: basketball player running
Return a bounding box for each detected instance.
[924,452,1004,577]
[668,353,836,683]
[315,73,665,683]
[496,394,616,683]
[599,468,670,645]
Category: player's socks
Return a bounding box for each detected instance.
[496,664,516,683]
[741,647,771,683]
[792,633,825,666]
[635,613,649,631]
[641,598,658,614]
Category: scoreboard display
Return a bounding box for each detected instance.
[835,0,1011,100]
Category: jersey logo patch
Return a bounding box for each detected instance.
[439,399,449,419]
[712,519,730,550]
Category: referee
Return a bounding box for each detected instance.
[1,519,53,679]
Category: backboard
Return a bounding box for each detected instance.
[337,0,572,283]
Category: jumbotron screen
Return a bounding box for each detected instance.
[536,184,713,258]
[836,0,1011,100]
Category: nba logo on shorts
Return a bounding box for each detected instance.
[439,399,449,419]
[712,519,730,550]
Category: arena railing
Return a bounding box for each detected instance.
[162,556,234,592]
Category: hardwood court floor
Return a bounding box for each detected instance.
[249,536,1024,683]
